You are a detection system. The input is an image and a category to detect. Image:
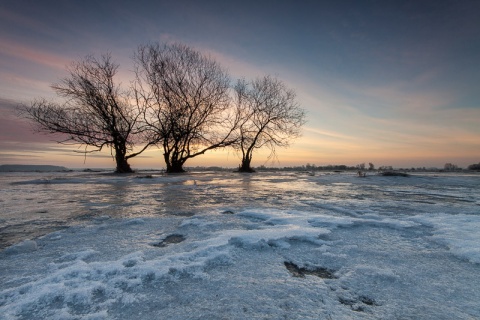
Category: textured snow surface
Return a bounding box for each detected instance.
[0,171,479,319]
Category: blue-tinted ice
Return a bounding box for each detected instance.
[0,171,479,319]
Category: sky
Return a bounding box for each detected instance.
[1,0,479,169]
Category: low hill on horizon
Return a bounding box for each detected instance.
[0,164,69,172]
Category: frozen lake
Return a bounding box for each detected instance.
[1,170,479,319]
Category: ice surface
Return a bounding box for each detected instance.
[412,213,480,264]
[0,171,479,319]
[3,239,38,255]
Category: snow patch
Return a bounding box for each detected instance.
[4,240,38,255]
[412,213,480,264]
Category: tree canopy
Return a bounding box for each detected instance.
[134,43,241,173]
[21,43,305,173]
[233,76,306,172]
[22,54,150,173]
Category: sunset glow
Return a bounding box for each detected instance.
[1,1,479,169]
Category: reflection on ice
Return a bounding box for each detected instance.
[0,171,479,319]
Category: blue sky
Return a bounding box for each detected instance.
[1,0,479,169]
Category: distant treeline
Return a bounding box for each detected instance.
[185,164,480,172]
[468,163,480,171]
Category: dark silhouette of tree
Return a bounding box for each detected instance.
[444,163,458,171]
[134,43,240,173]
[467,162,480,170]
[21,54,151,173]
[233,76,306,172]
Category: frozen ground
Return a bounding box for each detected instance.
[0,170,479,319]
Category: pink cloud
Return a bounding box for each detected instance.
[0,98,62,144]
[0,40,70,70]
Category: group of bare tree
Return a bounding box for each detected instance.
[21,43,305,173]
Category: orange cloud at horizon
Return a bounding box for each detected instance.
[3,132,477,170]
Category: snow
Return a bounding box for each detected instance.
[3,240,38,255]
[412,213,480,264]
[0,171,479,319]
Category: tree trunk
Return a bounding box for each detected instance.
[166,162,186,173]
[114,147,133,173]
[238,157,255,173]
[238,148,255,173]
[115,155,133,173]
[164,153,186,173]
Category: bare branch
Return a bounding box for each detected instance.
[134,42,241,173]
[21,54,152,173]
[233,75,306,172]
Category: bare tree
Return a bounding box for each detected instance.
[468,162,480,171]
[21,54,151,173]
[444,163,458,171]
[357,163,366,170]
[233,76,306,172]
[134,43,240,173]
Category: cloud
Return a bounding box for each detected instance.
[303,127,353,141]
[0,98,52,143]
[0,40,70,70]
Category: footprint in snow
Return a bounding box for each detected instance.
[338,295,380,312]
[284,261,337,279]
[152,234,186,247]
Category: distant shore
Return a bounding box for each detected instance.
[0,164,68,172]
[1,163,478,173]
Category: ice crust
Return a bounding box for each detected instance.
[3,240,38,255]
[0,171,479,319]
[412,213,480,264]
